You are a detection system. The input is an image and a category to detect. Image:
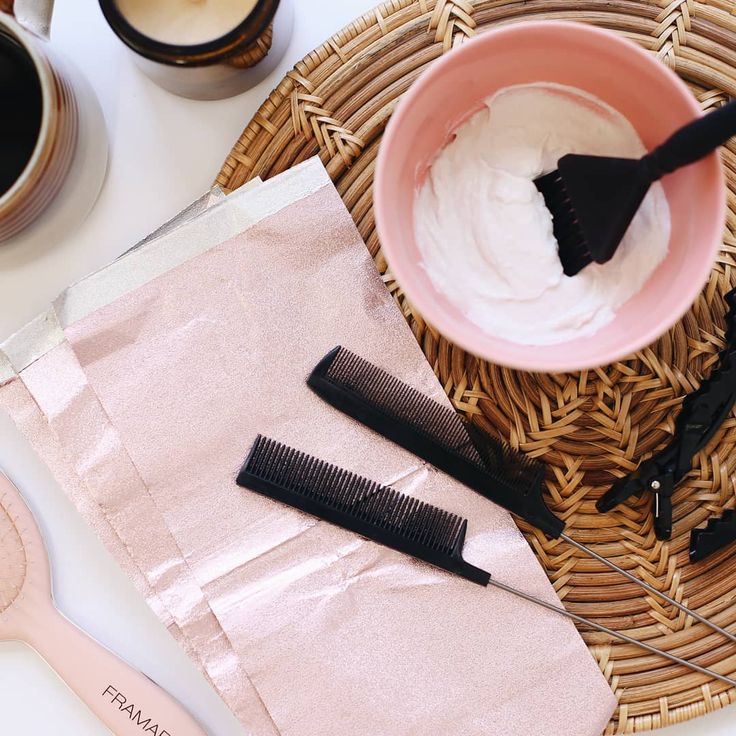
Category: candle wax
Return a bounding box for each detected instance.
[115,0,260,46]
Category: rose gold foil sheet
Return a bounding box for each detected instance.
[0,377,174,629]
[0,159,616,735]
[11,343,276,734]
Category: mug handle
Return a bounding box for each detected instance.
[2,0,55,40]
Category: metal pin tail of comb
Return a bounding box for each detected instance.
[307,346,736,647]
[237,436,736,688]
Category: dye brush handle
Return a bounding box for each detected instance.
[644,100,736,178]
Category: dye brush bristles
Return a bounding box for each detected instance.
[307,346,736,646]
[237,436,736,686]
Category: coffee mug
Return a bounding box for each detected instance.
[0,1,107,244]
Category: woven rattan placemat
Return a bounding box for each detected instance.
[217,1,736,732]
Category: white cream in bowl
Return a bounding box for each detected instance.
[414,83,671,346]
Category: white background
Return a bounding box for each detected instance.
[0,1,733,734]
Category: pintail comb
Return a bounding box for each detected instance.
[236,436,736,686]
[307,346,562,537]
[238,435,490,585]
[307,346,736,649]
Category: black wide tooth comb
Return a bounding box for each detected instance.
[307,346,736,648]
[690,509,736,563]
[536,100,736,276]
[236,435,736,686]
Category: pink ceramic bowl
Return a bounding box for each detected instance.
[374,21,725,373]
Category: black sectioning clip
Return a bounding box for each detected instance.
[597,287,736,541]
[690,510,736,563]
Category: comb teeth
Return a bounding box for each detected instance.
[238,436,492,586]
[309,347,565,538]
[321,347,542,489]
[328,347,474,455]
[243,436,465,554]
[534,171,591,277]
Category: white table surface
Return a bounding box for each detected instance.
[0,2,734,734]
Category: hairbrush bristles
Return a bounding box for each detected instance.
[308,347,564,537]
[0,494,27,613]
[238,435,491,585]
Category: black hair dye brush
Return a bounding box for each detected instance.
[535,100,736,276]
[236,435,736,685]
[308,346,736,646]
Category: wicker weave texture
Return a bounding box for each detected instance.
[217,1,736,732]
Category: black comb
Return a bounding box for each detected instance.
[307,346,736,648]
[307,346,562,538]
[535,100,736,276]
[235,435,736,686]
[239,435,490,585]
[690,510,736,563]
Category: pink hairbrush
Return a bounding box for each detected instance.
[0,471,209,735]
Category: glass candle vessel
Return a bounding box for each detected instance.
[99,0,294,100]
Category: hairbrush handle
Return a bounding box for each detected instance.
[644,100,736,179]
[25,601,209,736]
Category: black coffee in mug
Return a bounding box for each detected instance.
[0,30,43,196]
[0,12,107,244]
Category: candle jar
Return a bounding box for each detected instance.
[99,0,294,100]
